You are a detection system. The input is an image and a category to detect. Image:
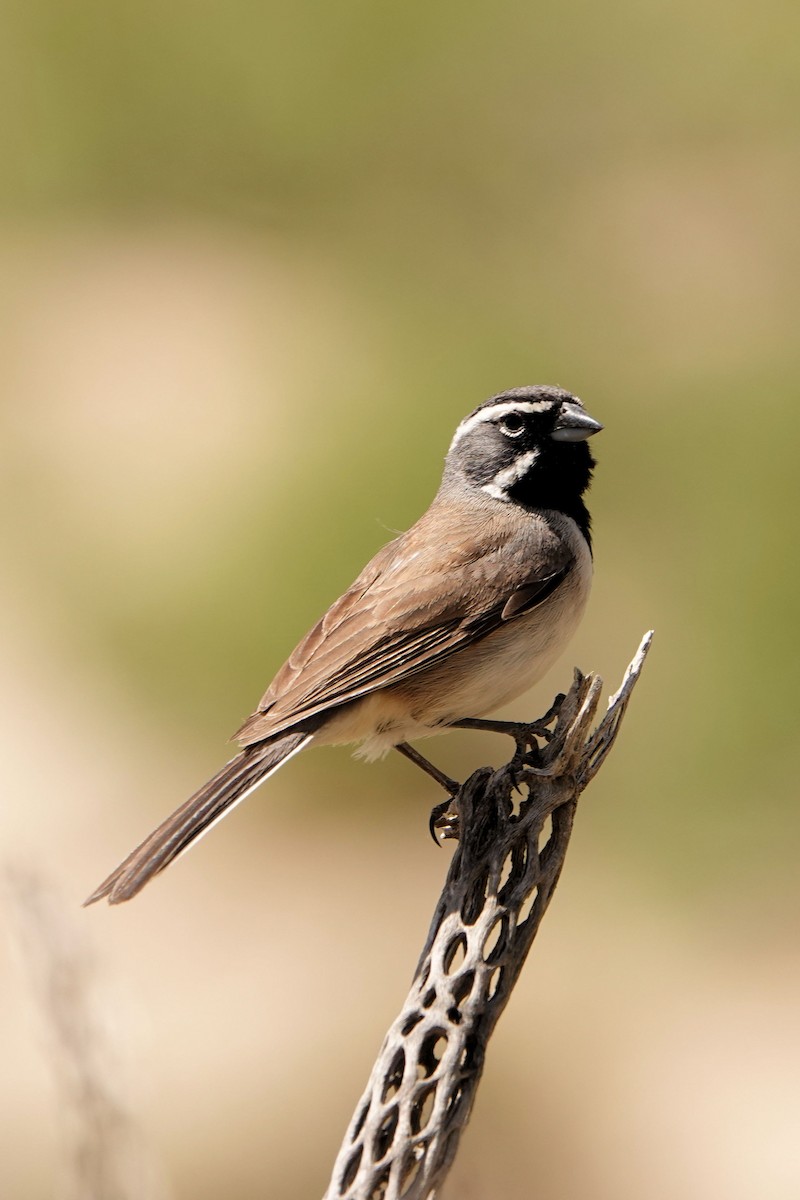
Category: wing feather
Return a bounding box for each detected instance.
[235,504,573,746]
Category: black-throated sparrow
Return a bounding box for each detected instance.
[86,385,601,905]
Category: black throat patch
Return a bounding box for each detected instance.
[506,440,595,549]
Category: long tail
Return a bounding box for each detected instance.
[84,731,312,906]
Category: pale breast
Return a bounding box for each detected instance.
[320,512,593,760]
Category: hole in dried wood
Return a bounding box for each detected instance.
[340,1146,362,1192]
[516,886,539,929]
[508,787,524,818]
[460,870,488,925]
[447,1006,463,1024]
[498,840,528,903]
[418,1030,448,1078]
[399,1143,426,1197]
[482,914,508,964]
[537,814,553,855]
[445,1081,465,1118]
[422,987,437,1009]
[487,965,503,1001]
[368,1167,390,1199]
[401,1013,423,1036]
[352,1099,370,1141]
[410,1083,437,1134]
[372,1106,399,1162]
[498,851,514,896]
[381,1049,406,1102]
[443,933,468,975]
[458,1035,478,1072]
[451,969,475,1009]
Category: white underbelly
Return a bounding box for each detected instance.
[319,530,592,760]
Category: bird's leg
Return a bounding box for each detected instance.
[452,694,566,768]
[395,742,460,794]
[395,743,461,845]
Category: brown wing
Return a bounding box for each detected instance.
[235,504,572,746]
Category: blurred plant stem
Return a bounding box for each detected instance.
[5,868,169,1200]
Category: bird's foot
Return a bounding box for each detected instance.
[395,742,461,844]
[429,796,461,844]
[453,693,565,768]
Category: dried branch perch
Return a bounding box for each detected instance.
[323,631,653,1200]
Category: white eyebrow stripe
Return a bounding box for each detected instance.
[451,399,556,447]
[481,448,540,502]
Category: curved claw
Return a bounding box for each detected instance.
[428,797,460,845]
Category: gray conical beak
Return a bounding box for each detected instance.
[550,401,604,443]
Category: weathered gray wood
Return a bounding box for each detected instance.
[323,632,653,1200]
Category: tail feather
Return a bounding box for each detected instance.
[84,731,311,906]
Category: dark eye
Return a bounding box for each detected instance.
[499,412,525,436]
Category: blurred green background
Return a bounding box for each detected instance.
[1,1,798,1198]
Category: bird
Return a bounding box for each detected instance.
[85,385,602,905]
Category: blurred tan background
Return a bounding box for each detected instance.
[1,2,798,1197]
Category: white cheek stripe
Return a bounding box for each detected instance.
[450,399,556,448]
[481,448,540,502]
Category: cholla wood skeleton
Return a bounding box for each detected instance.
[323,632,652,1200]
